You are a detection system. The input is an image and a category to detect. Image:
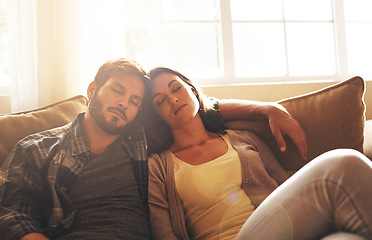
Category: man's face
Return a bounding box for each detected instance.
[88,74,145,135]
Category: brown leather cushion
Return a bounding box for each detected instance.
[225,76,366,171]
[0,95,88,166]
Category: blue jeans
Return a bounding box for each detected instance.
[236,149,372,240]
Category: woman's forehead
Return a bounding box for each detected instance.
[152,73,183,89]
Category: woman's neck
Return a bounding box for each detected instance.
[170,115,217,153]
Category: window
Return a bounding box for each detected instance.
[3,0,372,91]
[230,0,335,78]
[115,0,221,79]
[102,0,371,85]
[343,0,372,77]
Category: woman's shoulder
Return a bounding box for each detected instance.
[223,128,269,149]
[148,150,173,167]
[224,128,261,140]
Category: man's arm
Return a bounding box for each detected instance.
[218,99,307,160]
[0,145,46,240]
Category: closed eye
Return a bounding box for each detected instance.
[154,97,165,107]
[111,87,123,94]
[131,99,141,107]
[171,85,181,93]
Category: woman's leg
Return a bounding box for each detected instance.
[236,149,372,240]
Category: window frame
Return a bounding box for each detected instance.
[197,0,371,86]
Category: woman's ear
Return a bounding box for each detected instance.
[87,81,96,100]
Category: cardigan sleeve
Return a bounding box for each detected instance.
[148,153,180,240]
[236,130,290,185]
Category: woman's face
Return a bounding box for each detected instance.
[151,72,200,129]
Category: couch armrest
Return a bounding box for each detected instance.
[363,119,372,160]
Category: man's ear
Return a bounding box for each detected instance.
[87,81,96,100]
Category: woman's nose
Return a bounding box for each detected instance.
[170,98,178,107]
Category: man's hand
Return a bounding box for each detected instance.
[218,99,307,160]
[19,233,49,240]
[266,104,307,160]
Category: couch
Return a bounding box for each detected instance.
[0,76,371,239]
[1,76,370,170]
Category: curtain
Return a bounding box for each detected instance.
[6,0,127,112]
[7,0,38,112]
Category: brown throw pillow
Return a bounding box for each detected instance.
[0,95,88,166]
[225,76,365,171]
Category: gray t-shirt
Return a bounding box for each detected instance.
[58,139,151,239]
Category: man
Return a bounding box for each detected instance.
[0,58,306,239]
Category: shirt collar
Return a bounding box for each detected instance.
[69,112,91,157]
[68,112,147,159]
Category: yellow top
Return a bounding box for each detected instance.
[172,133,255,240]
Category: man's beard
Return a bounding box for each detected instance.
[89,94,129,135]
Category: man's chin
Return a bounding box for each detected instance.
[102,125,127,135]
[98,119,129,135]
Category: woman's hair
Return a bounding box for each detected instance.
[143,67,224,154]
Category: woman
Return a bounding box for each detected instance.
[145,67,372,240]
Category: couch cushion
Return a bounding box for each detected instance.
[0,95,88,166]
[225,76,366,171]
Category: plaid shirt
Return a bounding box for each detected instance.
[0,113,149,240]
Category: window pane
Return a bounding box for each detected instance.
[283,0,333,21]
[286,23,336,76]
[344,0,372,21]
[122,0,161,22]
[163,0,217,21]
[163,23,220,79]
[124,24,162,71]
[346,23,372,75]
[231,0,282,21]
[233,23,287,77]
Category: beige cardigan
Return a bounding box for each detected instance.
[148,129,290,240]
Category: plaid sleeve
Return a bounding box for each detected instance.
[0,143,45,240]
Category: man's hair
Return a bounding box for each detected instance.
[94,58,149,91]
[91,58,150,136]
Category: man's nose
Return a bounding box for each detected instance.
[118,98,129,109]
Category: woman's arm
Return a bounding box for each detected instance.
[218,99,307,160]
[148,154,181,240]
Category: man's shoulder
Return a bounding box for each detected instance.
[16,123,73,154]
[1,123,74,172]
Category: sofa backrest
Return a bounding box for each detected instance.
[0,95,88,166]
